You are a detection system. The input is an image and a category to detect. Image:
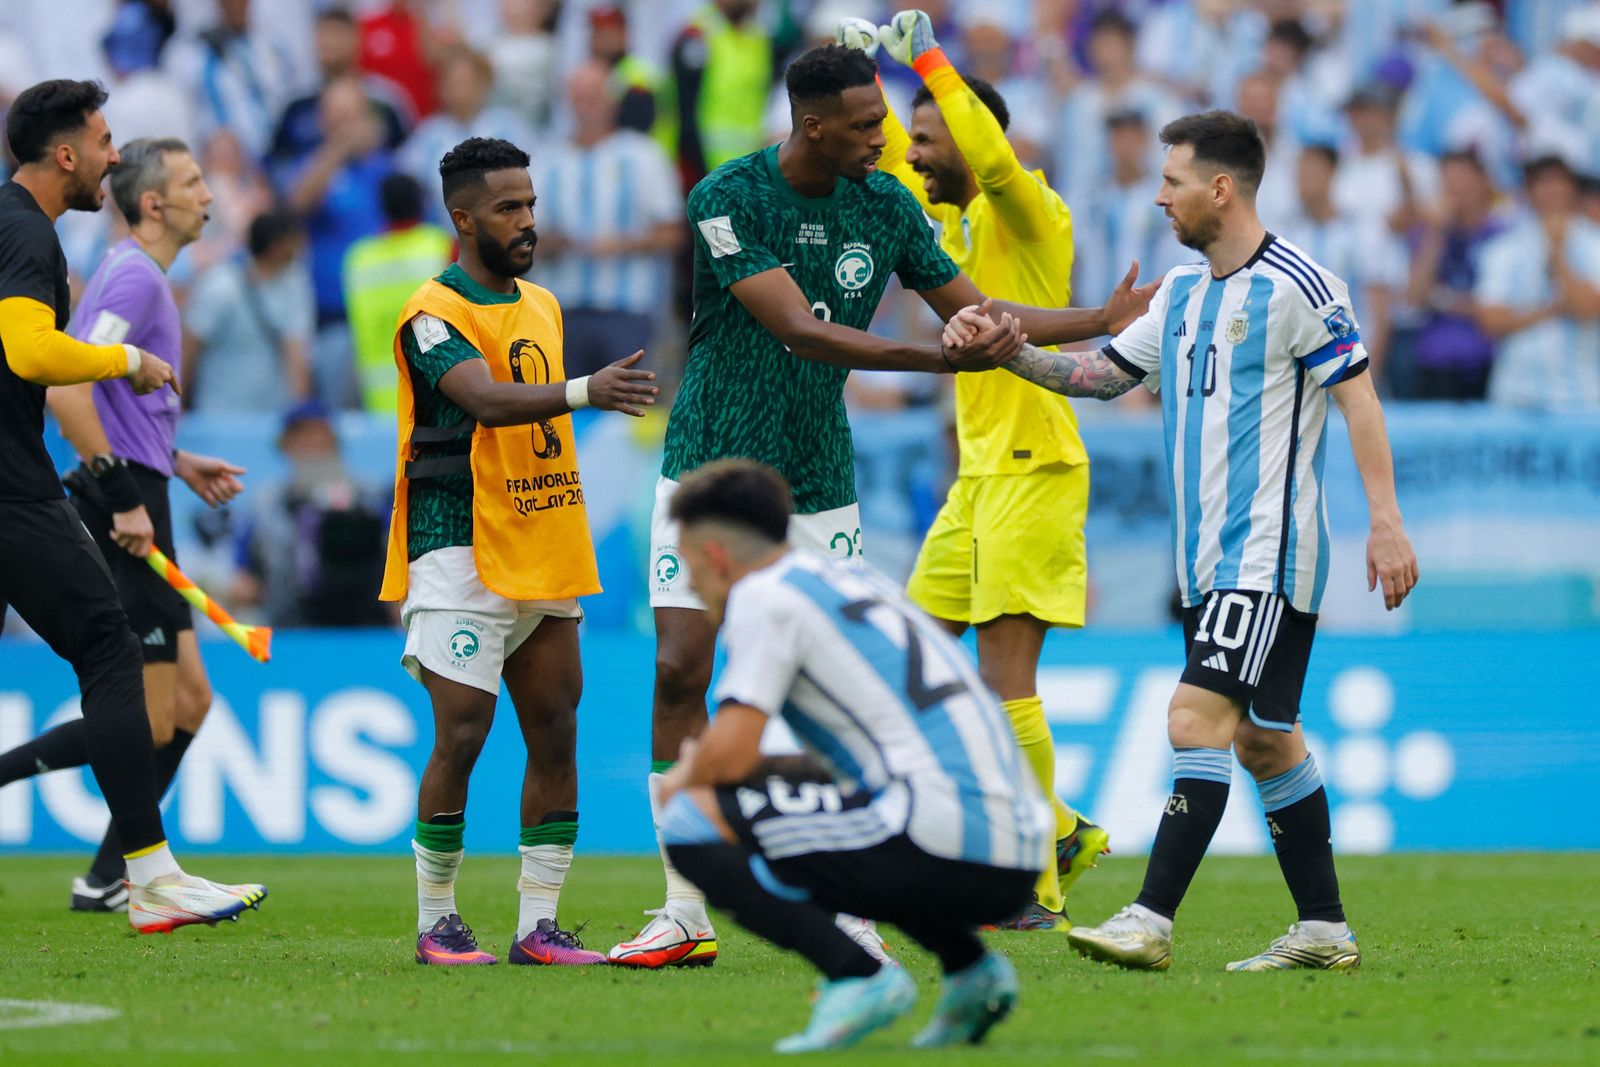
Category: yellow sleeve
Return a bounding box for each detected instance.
[878,78,939,220]
[0,296,130,385]
[914,49,1067,244]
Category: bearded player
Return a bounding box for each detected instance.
[838,11,1109,929]
[380,137,658,966]
[945,111,1417,972]
[609,43,1153,968]
[0,137,253,914]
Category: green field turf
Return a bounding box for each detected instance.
[1,853,1595,1065]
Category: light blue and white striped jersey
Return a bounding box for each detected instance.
[714,551,1052,872]
[1106,235,1369,615]
[1476,215,1600,412]
[531,131,682,316]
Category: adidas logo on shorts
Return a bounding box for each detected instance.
[1202,651,1230,672]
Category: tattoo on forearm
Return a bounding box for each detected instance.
[1002,344,1139,399]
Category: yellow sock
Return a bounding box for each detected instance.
[1002,696,1064,913]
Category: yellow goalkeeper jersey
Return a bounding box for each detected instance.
[881,58,1086,475]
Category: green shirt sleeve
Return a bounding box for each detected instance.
[887,182,960,293]
[687,178,781,289]
[401,312,483,388]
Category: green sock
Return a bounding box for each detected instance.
[520,810,578,848]
[650,760,674,775]
[414,817,464,853]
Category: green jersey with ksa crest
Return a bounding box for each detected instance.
[663,145,959,514]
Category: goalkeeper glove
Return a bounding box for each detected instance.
[836,16,880,57]
[878,9,939,66]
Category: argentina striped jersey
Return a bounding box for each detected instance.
[713,551,1052,872]
[1105,234,1369,614]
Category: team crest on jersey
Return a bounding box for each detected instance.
[834,244,875,291]
[1226,311,1250,345]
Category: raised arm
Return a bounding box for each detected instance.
[1329,372,1417,611]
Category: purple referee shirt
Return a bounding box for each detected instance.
[73,238,181,477]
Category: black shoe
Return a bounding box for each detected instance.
[70,875,129,913]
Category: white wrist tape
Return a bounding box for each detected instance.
[122,343,141,375]
[566,376,591,409]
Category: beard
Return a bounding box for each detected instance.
[64,170,105,212]
[476,228,537,279]
[1173,210,1222,251]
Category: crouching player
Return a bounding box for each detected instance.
[379,137,658,965]
[657,461,1050,1052]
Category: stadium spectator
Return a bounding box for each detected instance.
[1505,7,1600,177]
[533,61,683,378]
[588,5,664,140]
[183,209,313,414]
[1334,81,1440,378]
[357,0,452,120]
[1404,149,1509,400]
[99,0,194,148]
[1403,5,1520,184]
[269,8,410,179]
[1073,108,1186,309]
[229,401,391,628]
[1055,10,1182,227]
[184,128,274,273]
[1233,70,1299,230]
[1475,154,1600,412]
[487,0,563,134]
[283,76,395,409]
[670,0,790,193]
[956,10,1049,171]
[1279,144,1366,301]
[342,173,452,414]
[166,0,294,161]
[398,47,529,231]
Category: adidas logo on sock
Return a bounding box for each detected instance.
[1202,651,1230,672]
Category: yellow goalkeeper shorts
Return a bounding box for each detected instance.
[907,463,1088,629]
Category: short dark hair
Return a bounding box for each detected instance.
[247,209,300,258]
[785,44,877,110]
[912,75,1009,133]
[669,460,792,544]
[1090,9,1137,40]
[1266,19,1313,56]
[438,136,530,208]
[1160,110,1267,194]
[1301,142,1339,168]
[379,172,424,224]
[317,7,356,27]
[6,79,110,165]
[1523,153,1576,185]
[1440,147,1487,174]
[110,137,189,226]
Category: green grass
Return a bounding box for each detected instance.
[1,853,1597,1065]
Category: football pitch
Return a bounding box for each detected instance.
[1,853,1594,1065]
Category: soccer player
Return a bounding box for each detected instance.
[656,460,1051,1052]
[944,111,1418,972]
[379,137,658,966]
[0,79,264,933]
[0,137,254,914]
[612,42,1153,968]
[841,10,1108,929]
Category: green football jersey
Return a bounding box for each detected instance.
[662,145,959,513]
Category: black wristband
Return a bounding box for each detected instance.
[94,461,142,513]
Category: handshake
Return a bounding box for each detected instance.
[836,10,941,67]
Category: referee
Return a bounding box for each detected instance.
[0,79,265,933]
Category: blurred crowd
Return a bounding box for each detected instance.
[1,0,1598,626]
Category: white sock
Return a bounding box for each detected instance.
[1298,919,1351,940]
[649,771,710,928]
[125,843,181,886]
[517,844,571,939]
[414,840,463,933]
[1129,902,1174,938]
